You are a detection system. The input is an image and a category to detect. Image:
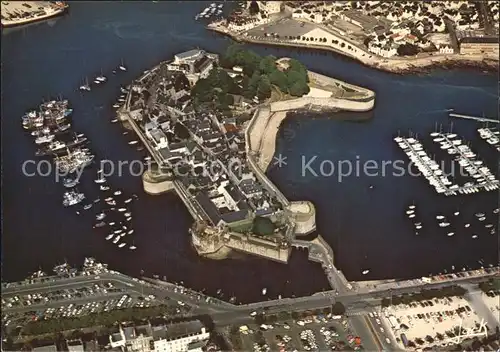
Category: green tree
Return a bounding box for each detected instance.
[288,81,309,97]
[257,75,272,100]
[269,70,288,92]
[252,216,275,236]
[259,55,277,75]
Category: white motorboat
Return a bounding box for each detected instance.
[128,140,139,145]
[118,208,127,212]
[114,190,122,196]
[447,232,455,237]
[406,210,414,215]
[439,222,450,227]
[113,237,120,244]
[96,213,106,221]
[464,223,470,228]
[108,222,116,226]
[453,211,459,216]
[471,234,478,239]
[478,217,486,221]
[409,214,415,218]
[436,215,445,220]
[485,224,493,228]
[127,229,134,235]
[118,58,127,72]
[262,288,267,295]
[118,243,126,248]
[129,245,137,250]
[362,270,370,275]
[125,198,132,203]
[106,234,114,240]
[100,185,110,191]
[83,204,92,210]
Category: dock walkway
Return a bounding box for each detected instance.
[449,112,499,124]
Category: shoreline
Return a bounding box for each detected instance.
[207,25,498,75]
[1,2,68,28]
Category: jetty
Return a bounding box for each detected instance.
[449,112,499,124]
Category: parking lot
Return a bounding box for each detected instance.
[381,295,491,349]
[236,314,363,351]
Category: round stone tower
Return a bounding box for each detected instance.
[142,168,175,195]
[287,201,316,235]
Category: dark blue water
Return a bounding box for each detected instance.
[2,2,498,302]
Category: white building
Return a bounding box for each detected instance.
[438,44,454,54]
[151,321,210,352]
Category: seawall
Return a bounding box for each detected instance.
[208,24,498,74]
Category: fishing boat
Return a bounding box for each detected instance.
[114,190,122,196]
[362,270,370,275]
[478,217,486,221]
[83,204,92,210]
[118,243,126,248]
[125,198,132,204]
[129,244,137,250]
[96,213,106,220]
[127,229,134,235]
[112,237,120,244]
[106,234,114,240]
[100,185,110,191]
[128,140,138,145]
[439,222,450,227]
[118,208,127,212]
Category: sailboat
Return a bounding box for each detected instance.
[79,77,91,91]
[118,58,127,72]
[96,69,107,83]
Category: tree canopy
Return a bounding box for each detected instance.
[252,216,276,236]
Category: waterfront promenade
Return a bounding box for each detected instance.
[1,1,68,28]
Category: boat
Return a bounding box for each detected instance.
[125,198,132,203]
[113,103,120,108]
[100,185,110,191]
[104,197,113,202]
[129,245,137,250]
[471,235,478,239]
[111,119,118,123]
[114,190,122,195]
[83,204,92,210]
[409,214,415,218]
[494,208,500,214]
[362,270,370,275]
[96,213,106,220]
[63,190,85,207]
[478,217,486,221]
[127,229,134,235]
[112,237,120,244]
[118,59,127,71]
[447,232,455,237]
[94,221,106,228]
[439,222,450,227]
[125,216,132,221]
[94,176,106,184]
[128,140,138,145]
[106,234,114,240]
[436,215,445,220]
[109,222,116,226]
[485,224,493,228]
[464,223,470,228]
[118,208,127,212]
[95,69,107,83]
[453,211,459,216]
[35,133,55,144]
[63,177,79,188]
[475,213,485,217]
[406,210,414,215]
[118,243,126,248]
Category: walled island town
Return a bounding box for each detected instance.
[207,1,499,72]
[2,1,500,351]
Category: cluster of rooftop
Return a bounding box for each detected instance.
[127,49,288,238]
[211,1,498,69]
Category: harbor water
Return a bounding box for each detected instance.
[2,2,498,302]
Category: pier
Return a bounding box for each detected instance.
[435,133,499,194]
[449,112,499,124]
